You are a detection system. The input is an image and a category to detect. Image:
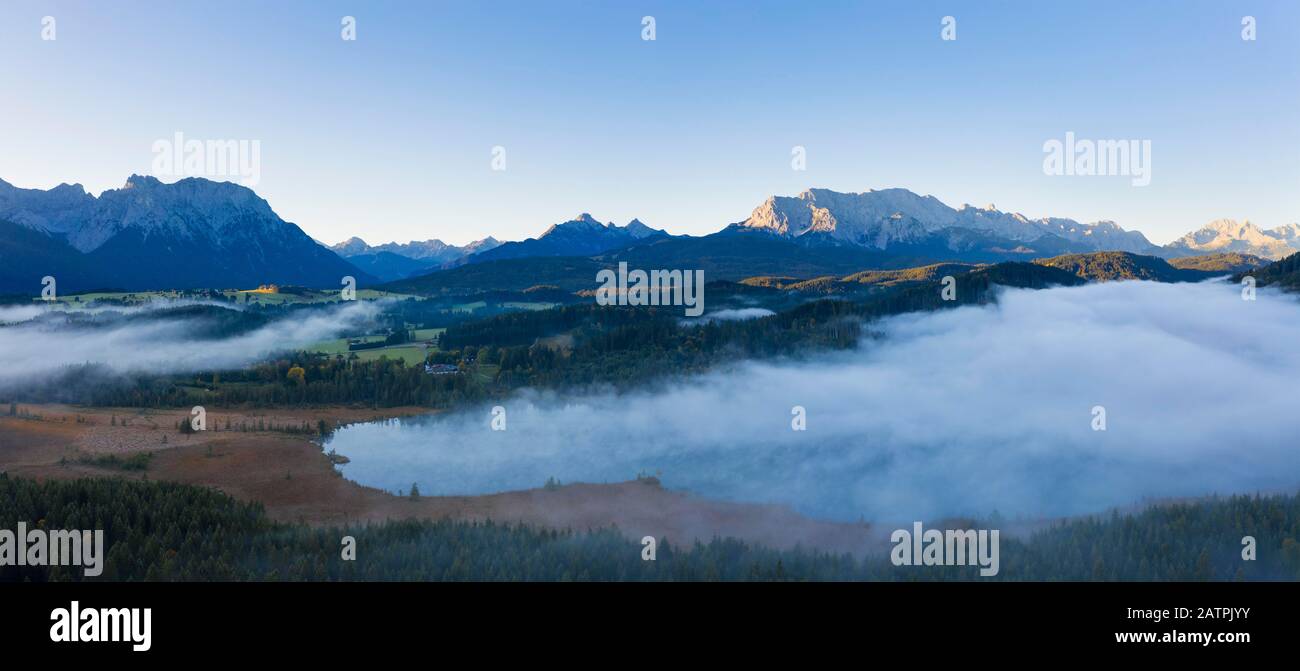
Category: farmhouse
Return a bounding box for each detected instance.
[423,363,460,375]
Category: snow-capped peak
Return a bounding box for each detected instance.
[623,218,661,239]
[1,175,281,252]
[1166,219,1300,260]
[741,187,1158,253]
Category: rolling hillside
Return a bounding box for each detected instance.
[1168,252,1270,273]
[1033,252,1213,282]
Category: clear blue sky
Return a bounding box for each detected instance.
[1,1,1296,246]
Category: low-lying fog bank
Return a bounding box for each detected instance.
[326,279,1300,522]
[0,299,381,386]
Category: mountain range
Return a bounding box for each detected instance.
[331,236,502,261]
[325,215,667,282]
[328,236,502,282]
[739,188,1161,256]
[1164,219,1300,259]
[453,214,667,266]
[1,176,1294,294]
[0,175,374,293]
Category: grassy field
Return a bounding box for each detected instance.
[43,290,178,307]
[308,335,387,355]
[228,288,417,304]
[350,346,427,365]
[308,328,442,362]
[412,328,446,341]
[293,339,432,365]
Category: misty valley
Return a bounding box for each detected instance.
[6,1,1300,656]
[325,276,1300,524]
[2,175,1300,584]
[3,243,1299,582]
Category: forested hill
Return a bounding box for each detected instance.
[1235,252,1300,290]
[1168,252,1269,273]
[2,475,1296,581]
[1033,251,1212,282]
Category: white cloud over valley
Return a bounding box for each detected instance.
[328,280,1300,522]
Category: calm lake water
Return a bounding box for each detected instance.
[319,403,1108,524]
[320,407,896,521]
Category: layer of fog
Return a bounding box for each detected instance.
[328,279,1300,522]
[0,299,381,385]
[0,299,249,326]
[0,305,47,324]
[683,307,777,325]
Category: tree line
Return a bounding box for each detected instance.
[3,475,1296,581]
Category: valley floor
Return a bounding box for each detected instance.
[0,404,882,556]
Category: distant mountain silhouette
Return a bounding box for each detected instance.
[0,175,375,293]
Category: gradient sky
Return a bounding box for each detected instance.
[1,1,1296,246]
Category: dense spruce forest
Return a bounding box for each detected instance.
[5,262,1085,409]
[1167,252,1268,273]
[2,475,1296,581]
[1032,251,1211,282]
[1235,251,1300,289]
[25,356,491,409]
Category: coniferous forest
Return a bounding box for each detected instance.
[2,475,1296,582]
